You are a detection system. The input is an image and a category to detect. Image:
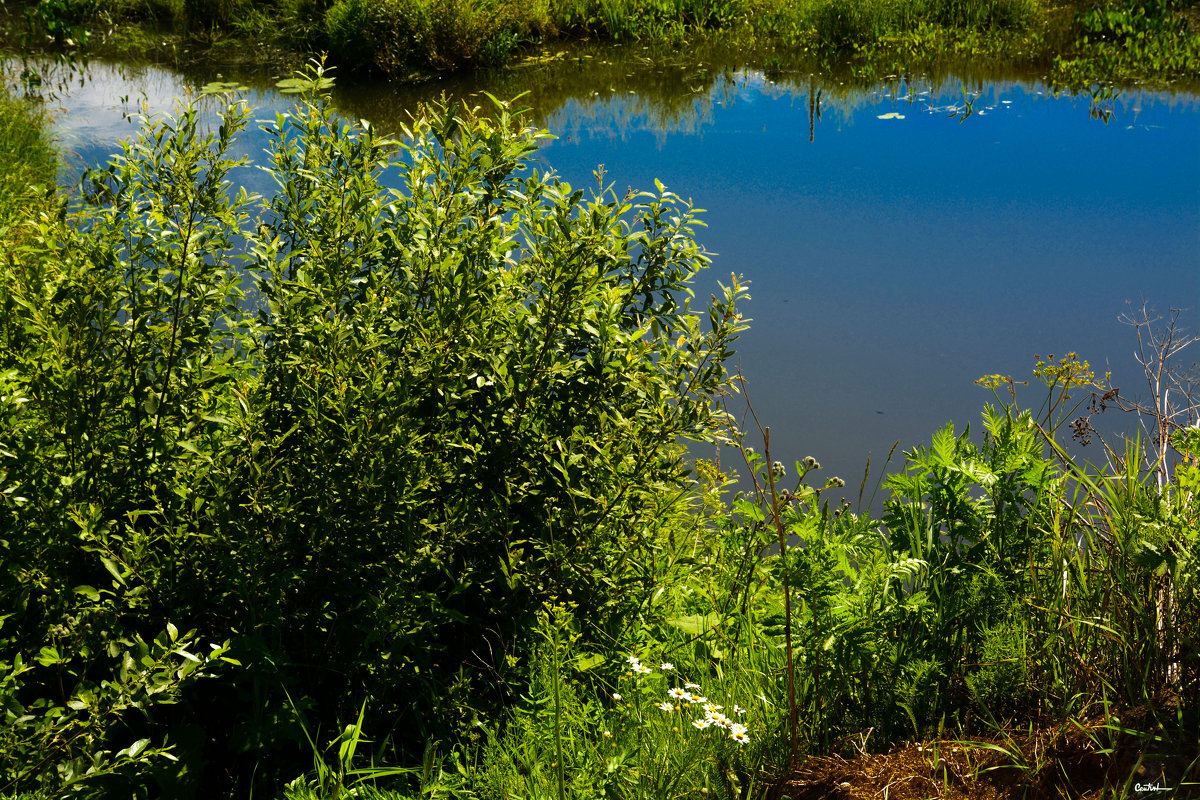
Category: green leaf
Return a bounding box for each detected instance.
[118,738,151,759]
[199,81,249,96]
[667,614,719,636]
[1,693,24,717]
[574,652,606,672]
[100,555,128,586]
[275,75,335,94]
[36,646,63,666]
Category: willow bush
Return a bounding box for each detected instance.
[0,65,748,795]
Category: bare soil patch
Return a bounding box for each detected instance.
[766,710,1198,799]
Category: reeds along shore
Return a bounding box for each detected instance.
[6,0,1200,83]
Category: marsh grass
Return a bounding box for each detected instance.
[9,0,1200,87]
[280,606,790,799]
[1053,0,1200,86]
[315,0,1048,73]
[14,0,1196,85]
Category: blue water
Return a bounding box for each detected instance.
[539,76,1200,497]
[30,60,1200,507]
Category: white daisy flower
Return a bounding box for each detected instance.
[633,663,652,674]
[731,730,749,745]
[685,682,702,690]
[668,687,689,700]
[660,662,674,671]
[730,723,747,736]
[612,693,622,701]
[733,705,745,715]
[657,702,675,712]
[691,718,712,730]
[703,702,723,714]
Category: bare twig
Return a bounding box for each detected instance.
[1113,301,1200,488]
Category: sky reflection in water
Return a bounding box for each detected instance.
[539,74,1200,503]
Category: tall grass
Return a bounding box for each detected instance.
[13,0,1200,86]
[8,0,1048,74]
[275,353,1198,798]
[317,0,1045,72]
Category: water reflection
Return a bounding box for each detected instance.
[9,50,1200,513]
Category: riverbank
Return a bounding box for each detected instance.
[1,64,1197,796]
[2,0,1198,87]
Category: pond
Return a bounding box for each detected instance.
[20,49,1200,510]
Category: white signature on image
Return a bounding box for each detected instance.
[1134,782,1171,794]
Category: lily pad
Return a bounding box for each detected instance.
[200,81,249,96]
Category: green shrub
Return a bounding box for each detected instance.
[29,0,100,42]
[325,0,550,73]
[429,0,550,66]
[325,0,378,69]
[1054,0,1200,83]
[0,65,747,793]
[325,0,435,71]
[804,0,1039,51]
